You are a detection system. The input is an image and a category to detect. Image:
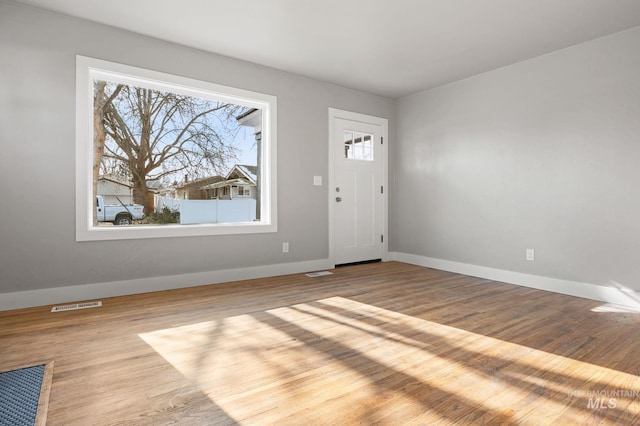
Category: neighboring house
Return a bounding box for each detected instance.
[155,184,177,200]
[98,175,161,210]
[155,175,226,213]
[154,167,257,215]
[165,175,225,200]
[201,165,257,200]
[97,175,133,205]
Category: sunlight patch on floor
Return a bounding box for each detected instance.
[139,297,640,424]
[591,303,640,313]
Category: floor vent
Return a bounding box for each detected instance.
[305,271,333,277]
[51,301,102,313]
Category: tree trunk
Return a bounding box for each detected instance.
[92,82,108,226]
[93,82,122,225]
[132,174,149,214]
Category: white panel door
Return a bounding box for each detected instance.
[333,117,383,265]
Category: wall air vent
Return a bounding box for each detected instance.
[51,301,102,312]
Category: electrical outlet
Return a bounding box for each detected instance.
[526,248,535,262]
[282,242,289,253]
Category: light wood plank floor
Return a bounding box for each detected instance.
[2,262,640,425]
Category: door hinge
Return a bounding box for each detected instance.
[381,137,384,145]
[381,235,384,243]
[381,186,384,194]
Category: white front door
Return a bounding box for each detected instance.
[330,111,386,265]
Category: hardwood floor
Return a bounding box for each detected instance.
[1,261,640,425]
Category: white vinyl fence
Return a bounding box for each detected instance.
[155,196,181,212]
[179,199,256,224]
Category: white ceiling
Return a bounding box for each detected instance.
[11,0,640,98]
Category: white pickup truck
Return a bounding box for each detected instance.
[96,195,145,225]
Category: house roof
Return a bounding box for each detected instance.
[98,175,132,188]
[228,165,257,184]
[175,175,224,189]
[201,177,254,190]
[236,108,259,121]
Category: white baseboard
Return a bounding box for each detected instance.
[390,252,640,309]
[0,259,334,312]
[6,253,640,312]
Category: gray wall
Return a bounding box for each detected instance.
[394,26,640,290]
[0,2,395,294]
[3,0,638,300]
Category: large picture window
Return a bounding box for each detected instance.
[76,56,277,241]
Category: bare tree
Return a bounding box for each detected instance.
[94,82,246,214]
[99,157,131,180]
[93,81,122,224]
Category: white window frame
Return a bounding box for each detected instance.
[75,56,277,241]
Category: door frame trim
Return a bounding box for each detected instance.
[328,108,389,266]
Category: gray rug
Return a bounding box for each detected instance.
[0,363,51,426]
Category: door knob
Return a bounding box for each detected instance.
[336,197,342,202]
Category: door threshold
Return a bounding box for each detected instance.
[335,259,382,268]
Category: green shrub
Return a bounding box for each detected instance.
[146,207,180,224]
